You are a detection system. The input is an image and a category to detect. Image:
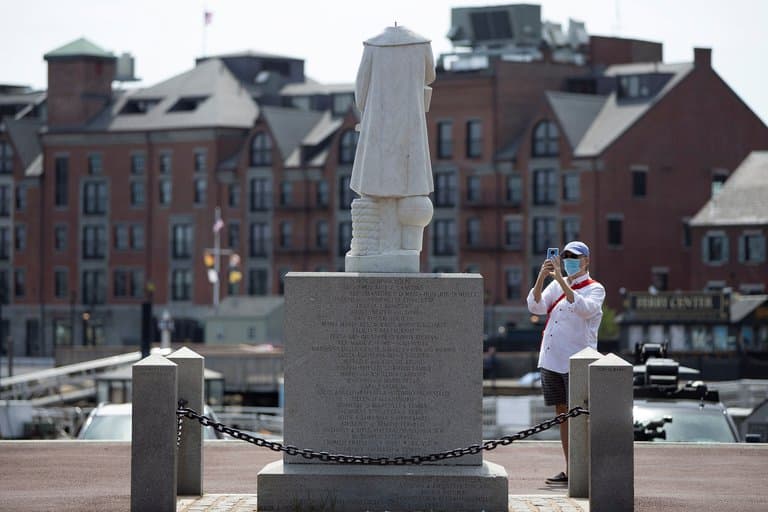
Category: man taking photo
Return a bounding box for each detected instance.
[527,240,605,485]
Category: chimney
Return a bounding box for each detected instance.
[44,38,116,129]
[694,47,711,69]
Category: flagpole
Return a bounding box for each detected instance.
[202,6,209,57]
[213,206,221,311]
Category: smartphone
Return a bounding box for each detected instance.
[547,247,559,260]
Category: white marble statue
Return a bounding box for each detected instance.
[345,25,436,273]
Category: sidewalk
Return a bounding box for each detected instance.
[1,440,766,511]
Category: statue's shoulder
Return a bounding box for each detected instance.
[365,26,430,47]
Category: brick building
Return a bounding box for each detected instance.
[1,4,767,358]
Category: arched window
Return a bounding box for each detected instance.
[532,121,559,157]
[250,132,273,167]
[339,130,359,164]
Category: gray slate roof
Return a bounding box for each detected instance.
[4,119,43,176]
[284,110,343,167]
[88,58,259,131]
[259,106,324,161]
[44,38,115,59]
[546,91,607,149]
[574,62,693,157]
[690,151,768,227]
[280,82,354,96]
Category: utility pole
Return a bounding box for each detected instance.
[205,206,241,314]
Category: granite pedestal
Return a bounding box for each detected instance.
[257,272,508,511]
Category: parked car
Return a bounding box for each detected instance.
[77,403,224,440]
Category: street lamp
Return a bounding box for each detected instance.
[204,206,242,311]
[158,309,174,350]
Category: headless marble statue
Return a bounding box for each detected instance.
[345,25,436,273]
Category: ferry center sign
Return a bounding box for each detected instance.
[623,292,730,323]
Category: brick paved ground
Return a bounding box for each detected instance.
[1,440,766,511]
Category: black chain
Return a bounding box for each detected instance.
[175,403,588,465]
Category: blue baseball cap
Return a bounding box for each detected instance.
[563,240,590,256]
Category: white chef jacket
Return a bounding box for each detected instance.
[526,273,605,374]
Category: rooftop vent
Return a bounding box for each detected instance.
[167,96,209,113]
[119,98,161,114]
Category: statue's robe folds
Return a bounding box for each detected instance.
[350,27,435,198]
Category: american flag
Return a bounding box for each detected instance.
[204,10,213,26]
[213,218,224,233]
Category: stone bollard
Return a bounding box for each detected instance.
[588,353,634,512]
[568,347,602,499]
[131,354,178,512]
[168,347,204,496]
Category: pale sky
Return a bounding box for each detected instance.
[2,0,767,124]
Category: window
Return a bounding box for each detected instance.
[339,130,359,164]
[248,269,268,296]
[465,176,481,203]
[194,151,206,173]
[338,175,354,210]
[532,121,559,157]
[171,224,193,259]
[651,268,669,292]
[506,174,522,205]
[249,222,270,257]
[55,225,67,251]
[130,225,145,250]
[113,269,142,298]
[739,232,766,263]
[82,225,107,259]
[15,184,26,211]
[533,169,557,205]
[159,153,172,174]
[705,233,729,264]
[437,121,453,159]
[632,169,647,197]
[505,218,523,250]
[338,221,352,257]
[55,156,69,207]
[317,180,329,207]
[114,225,129,250]
[279,221,292,249]
[131,154,145,175]
[466,218,481,247]
[466,120,482,158]
[711,171,728,197]
[332,93,355,116]
[228,183,240,208]
[505,268,522,300]
[316,220,328,249]
[171,269,192,301]
[434,172,456,207]
[0,141,13,173]
[88,153,103,174]
[250,132,273,166]
[279,181,292,206]
[130,181,145,206]
[14,269,25,297]
[562,172,580,201]
[617,75,653,99]
[562,218,580,245]
[0,270,7,302]
[0,227,9,259]
[82,270,106,305]
[249,178,272,211]
[228,222,240,249]
[194,178,207,204]
[14,225,25,252]
[608,218,623,247]
[54,269,68,299]
[532,217,557,253]
[433,219,456,256]
[83,182,107,215]
[159,178,172,206]
[0,185,10,216]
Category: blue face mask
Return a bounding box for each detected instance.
[563,258,582,276]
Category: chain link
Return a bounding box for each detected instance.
[175,403,588,465]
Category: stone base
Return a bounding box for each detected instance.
[256,460,509,512]
[344,251,420,272]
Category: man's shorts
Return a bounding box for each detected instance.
[540,368,569,406]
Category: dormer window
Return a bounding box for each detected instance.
[120,98,161,114]
[167,96,208,113]
[250,132,273,167]
[532,120,559,157]
[616,73,672,100]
